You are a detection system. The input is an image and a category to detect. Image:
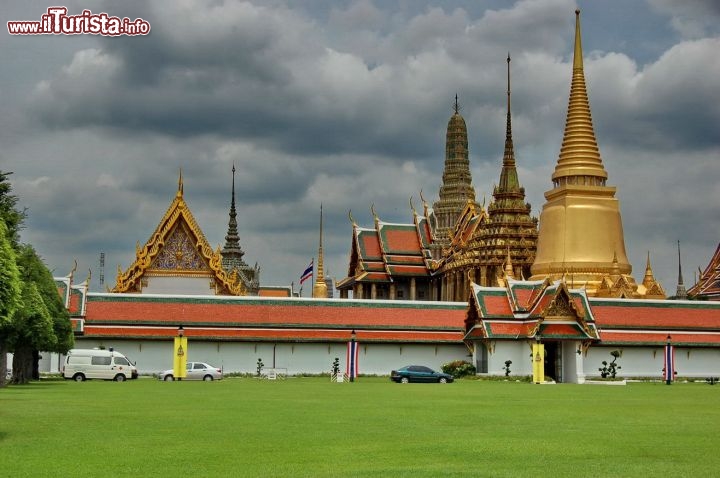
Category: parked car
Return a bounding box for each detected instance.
[159,362,223,381]
[390,365,454,383]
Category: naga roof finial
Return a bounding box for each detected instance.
[177,167,184,197]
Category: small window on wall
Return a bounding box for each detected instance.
[397,290,404,298]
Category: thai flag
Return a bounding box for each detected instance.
[663,343,675,383]
[347,340,359,380]
[300,260,313,284]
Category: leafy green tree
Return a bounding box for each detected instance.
[0,173,73,384]
[9,282,55,384]
[11,245,73,383]
[0,171,26,246]
[0,221,22,387]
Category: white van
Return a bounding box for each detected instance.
[63,349,138,382]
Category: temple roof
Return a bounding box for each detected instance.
[337,208,434,289]
[79,293,467,343]
[688,243,720,299]
[590,298,720,346]
[465,279,599,342]
[466,278,720,346]
[112,173,246,295]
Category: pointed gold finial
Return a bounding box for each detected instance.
[312,204,328,299]
[409,196,417,215]
[552,9,607,184]
[371,203,378,222]
[177,168,184,197]
[573,9,583,71]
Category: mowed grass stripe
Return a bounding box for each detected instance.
[1,378,718,477]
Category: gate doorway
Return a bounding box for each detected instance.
[543,341,563,383]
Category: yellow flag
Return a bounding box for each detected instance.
[173,336,188,379]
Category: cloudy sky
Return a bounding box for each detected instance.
[2,0,719,297]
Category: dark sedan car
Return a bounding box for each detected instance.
[390,365,454,383]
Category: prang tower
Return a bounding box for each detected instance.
[530,10,639,297]
[430,96,481,260]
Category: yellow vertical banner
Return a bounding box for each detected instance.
[532,343,545,384]
[173,336,188,379]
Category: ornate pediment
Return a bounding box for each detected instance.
[543,283,584,320]
[149,223,209,273]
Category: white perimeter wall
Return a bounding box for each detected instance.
[473,341,720,382]
[49,339,467,376]
[585,346,720,378]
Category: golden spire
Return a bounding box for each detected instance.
[552,9,608,184]
[643,251,656,287]
[312,204,328,298]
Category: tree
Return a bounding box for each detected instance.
[0,171,26,247]
[9,282,55,384]
[0,221,22,387]
[11,245,73,383]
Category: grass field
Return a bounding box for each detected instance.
[1,377,719,477]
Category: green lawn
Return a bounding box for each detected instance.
[1,378,719,477]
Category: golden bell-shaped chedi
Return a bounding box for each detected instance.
[530,10,641,298]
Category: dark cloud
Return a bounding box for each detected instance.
[1,0,718,295]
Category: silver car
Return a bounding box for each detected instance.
[158,362,223,381]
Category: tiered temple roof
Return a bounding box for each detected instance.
[465,278,720,347]
[336,206,434,290]
[465,279,600,343]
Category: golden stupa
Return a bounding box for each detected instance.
[530,10,649,298]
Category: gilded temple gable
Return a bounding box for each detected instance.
[112,175,247,295]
